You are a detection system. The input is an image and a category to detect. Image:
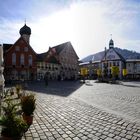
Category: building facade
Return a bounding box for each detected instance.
[80,39,140,80]
[3,24,37,82]
[37,42,79,80]
[37,50,60,80]
[101,40,125,79]
[126,59,140,79]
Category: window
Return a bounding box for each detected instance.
[109,62,112,67]
[12,53,16,65]
[113,62,116,66]
[20,54,24,65]
[15,46,20,51]
[24,47,28,52]
[28,55,32,66]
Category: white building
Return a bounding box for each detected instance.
[80,39,140,80]
[126,59,140,79]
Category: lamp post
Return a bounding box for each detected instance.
[0,44,5,115]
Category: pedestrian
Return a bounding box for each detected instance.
[44,74,48,86]
[58,75,61,81]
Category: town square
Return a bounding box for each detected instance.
[23,80,140,139]
[0,0,140,139]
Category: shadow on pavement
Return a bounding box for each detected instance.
[26,80,84,97]
[121,84,140,88]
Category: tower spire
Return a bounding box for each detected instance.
[109,34,114,49]
[24,18,26,25]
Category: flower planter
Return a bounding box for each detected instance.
[0,136,12,140]
[1,135,22,140]
[22,113,33,126]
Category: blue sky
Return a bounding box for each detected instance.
[0,0,140,59]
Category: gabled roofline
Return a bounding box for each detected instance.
[113,48,125,62]
[101,48,126,62]
[5,36,37,55]
[52,41,79,59]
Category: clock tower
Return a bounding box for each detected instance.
[109,39,114,49]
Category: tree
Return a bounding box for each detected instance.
[111,66,119,80]
[122,69,127,80]
[97,69,102,81]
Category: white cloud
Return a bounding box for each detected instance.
[1,0,140,59]
[0,18,21,44]
[30,1,110,58]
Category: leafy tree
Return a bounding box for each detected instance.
[111,66,119,80]
[97,69,102,81]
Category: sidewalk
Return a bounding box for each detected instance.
[22,91,140,140]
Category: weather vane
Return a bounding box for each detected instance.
[110,34,112,39]
[25,18,26,24]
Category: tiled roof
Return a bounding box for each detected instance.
[36,42,66,62]
[115,48,140,59]
[52,41,70,54]
[51,41,79,59]
[3,44,13,53]
[37,52,48,61]
[81,51,105,63]
[80,47,140,63]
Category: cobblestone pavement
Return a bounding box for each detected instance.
[22,92,140,140]
[20,80,140,140]
[70,80,140,123]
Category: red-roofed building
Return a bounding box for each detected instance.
[3,24,37,82]
[3,24,79,83]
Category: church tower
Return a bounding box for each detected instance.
[109,38,114,49]
[19,23,31,44]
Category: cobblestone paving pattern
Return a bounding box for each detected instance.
[22,92,140,140]
[70,81,140,123]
